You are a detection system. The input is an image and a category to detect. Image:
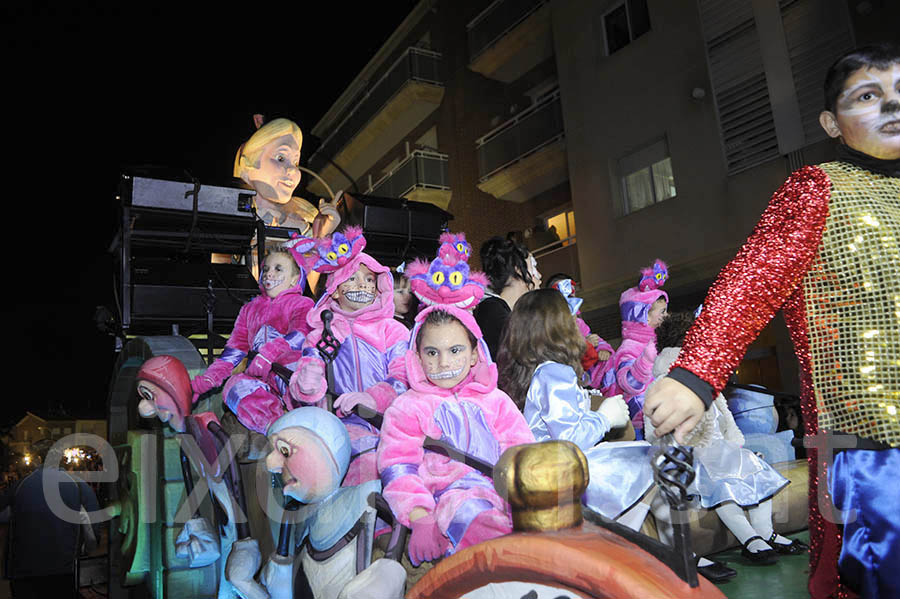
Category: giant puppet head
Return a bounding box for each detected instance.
[265,407,350,504]
[234,118,304,206]
[405,232,488,310]
[136,356,193,433]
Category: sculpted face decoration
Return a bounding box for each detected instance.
[134,356,192,434]
[137,380,187,432]
[243,134,301,205]
[266,427,341,503]
[820,63,900,159]
[417,319,477,389]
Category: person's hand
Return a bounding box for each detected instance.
[333,391,376,418]
[586,333,601,347]
[313,197,341,238]
[597,350,612,361]
[407,513,450,566]
[596,394,629,428]
[225,538,267,599]
[644,377,705,443]
[175,517,220,568]
[290,359,326,396]
[191,373,217,397]
[260,552,293,599]
[246,354,272,379]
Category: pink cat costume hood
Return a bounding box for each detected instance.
[377,236,534,552]
[595,259,669,433]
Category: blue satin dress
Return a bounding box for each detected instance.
[524,361,655,519]
[828,447,900,599]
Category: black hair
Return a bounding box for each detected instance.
[655,311,697,352]
[824,42,900,113]
[479,236,535,294]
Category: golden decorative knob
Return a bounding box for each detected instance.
[494,440,589,532]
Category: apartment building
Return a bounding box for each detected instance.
[303,0,894,394]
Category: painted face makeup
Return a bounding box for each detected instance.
[417,319,477,389]
[824,64,900,159]
[526,253,542,289]
[246,134,302,204]
[265,428,341,504]
[334,264,377,311]
[261,253,299,298]
[648,298,668,329]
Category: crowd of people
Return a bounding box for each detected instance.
[175,42,900,598]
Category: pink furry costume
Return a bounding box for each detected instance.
[287,227,409,486]
[190,247,314,434]
[595,260,668,439]
[376,234,536,561]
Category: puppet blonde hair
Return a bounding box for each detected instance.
[233,118,304,178]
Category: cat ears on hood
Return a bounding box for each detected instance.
[638,259,668,291]
[284,226,367,274]
[405,231,489,311]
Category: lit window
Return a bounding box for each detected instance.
[603,0,651,55]
[618,138,676,215]
[546,210,576,246]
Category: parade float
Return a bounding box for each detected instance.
[101,120,809,598]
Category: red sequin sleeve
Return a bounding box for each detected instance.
[671,165,831,395]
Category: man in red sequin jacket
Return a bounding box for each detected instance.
[646,44,900,599]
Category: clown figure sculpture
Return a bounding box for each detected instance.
[263,407,405,599]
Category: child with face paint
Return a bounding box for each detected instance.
[190,246,314,434]
[376,236,535,566]
[644,43,900,598]
[288,227,410,487]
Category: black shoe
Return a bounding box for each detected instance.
[697,558,737,583]
[768,532,809,555]
[740,535,779,565]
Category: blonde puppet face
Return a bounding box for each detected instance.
[242,134,302,205]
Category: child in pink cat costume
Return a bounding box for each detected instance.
[287,227,409,486]
[190,245,314,434]
[376,239,535,565]
[595,260,669,440]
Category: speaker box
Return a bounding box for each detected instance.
[340,192,452,265]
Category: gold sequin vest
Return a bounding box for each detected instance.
[803,162,900,447]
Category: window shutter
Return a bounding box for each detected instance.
[780,0,855,146]
[698,0,780,174]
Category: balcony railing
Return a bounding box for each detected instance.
[368,150,450,198]
[476,88,564,180]
[467,0,550,62]
[311,47,443,166]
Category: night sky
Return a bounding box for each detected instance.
[3,6,419,426]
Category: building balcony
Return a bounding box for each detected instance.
[308,47,445,196]
[476,89,568,203]
[533,235,580,283]
[367,150,451,211]
[467,0,553,83]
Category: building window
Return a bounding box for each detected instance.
[603,0,651,55]
[619,138,676,215]
[546,210,576,246]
